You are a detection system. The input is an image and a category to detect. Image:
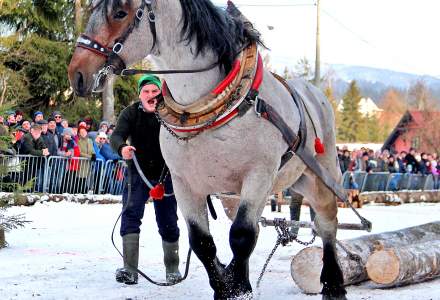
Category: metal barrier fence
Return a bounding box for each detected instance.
[0,155,126,195]
[2,154,438,195]
[342,171,438,192]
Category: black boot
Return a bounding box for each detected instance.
[116,233,139,285]
[162,240,182,283]
[289,191,303,238]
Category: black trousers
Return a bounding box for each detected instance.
[120,168,180,243]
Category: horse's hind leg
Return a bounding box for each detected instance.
[171,176,226,298]
[293,173,347,300]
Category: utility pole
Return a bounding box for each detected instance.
[313,0,321,86]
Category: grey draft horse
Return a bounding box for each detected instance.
[68,1,347,299]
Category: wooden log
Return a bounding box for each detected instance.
[290,221,440,294]
[359,190,440,205]
[366,240,440,287]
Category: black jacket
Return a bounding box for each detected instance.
[111,101,165,179]
[21,133,47,156]
[41,132,58,156]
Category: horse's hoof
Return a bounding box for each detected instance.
[321,285,347,300]
[214,291,253,300]
[322,295,347,300]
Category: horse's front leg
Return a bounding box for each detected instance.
[171,175,226,298]
[224,171,274,299]
[312,180,347,300]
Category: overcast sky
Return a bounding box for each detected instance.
[213,0,440,77]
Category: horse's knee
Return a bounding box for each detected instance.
[229,205,258,260]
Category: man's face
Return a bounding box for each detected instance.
[35,114,43,122]
[61,120,68,128]
[22,121,31,131]
[48,121,56,131]
[15,115,23,122]
[54,115,62,123]
[7,115,15,123]
[41,124,48,133]
[95,136,106,145]
[31,128,42,140]
[139,83,161,112]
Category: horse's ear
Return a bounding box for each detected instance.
[226,1,258,36]
[226,1,248,22]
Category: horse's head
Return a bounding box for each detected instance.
[68,0,157,97]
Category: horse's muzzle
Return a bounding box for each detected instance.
[72,71,89,97]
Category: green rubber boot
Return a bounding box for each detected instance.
[162,240,182,284]
[115,233,139,285]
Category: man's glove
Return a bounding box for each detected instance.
[91,153,96,161]
[112,159,119,164]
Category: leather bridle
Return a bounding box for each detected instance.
[75,0,158,91]
[75,0,222,93]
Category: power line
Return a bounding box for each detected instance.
[321,9,371,46]
[212,2,314,8]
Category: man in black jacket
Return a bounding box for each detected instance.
[111,75,180,285]
[21,124,49,192]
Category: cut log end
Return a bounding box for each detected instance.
[366,249,400,284]
[291,246,323,294]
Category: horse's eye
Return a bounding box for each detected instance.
[113,10,128,19]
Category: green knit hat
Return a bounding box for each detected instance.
[137,74,162,94]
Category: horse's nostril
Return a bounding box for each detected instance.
[74,71,85,94]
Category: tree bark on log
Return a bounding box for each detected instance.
[360,191,440,205]
[366,240,440,287]
[290,221,440,293]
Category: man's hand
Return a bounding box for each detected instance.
[121,146,136,160]
[42,148,50,156]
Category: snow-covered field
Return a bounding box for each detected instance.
[1,199,439,300]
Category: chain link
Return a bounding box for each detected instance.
[256,218,316,291]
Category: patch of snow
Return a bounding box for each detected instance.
[0,201,439,299]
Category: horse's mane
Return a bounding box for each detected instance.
[180,0,263,73]
[94,0,262,73]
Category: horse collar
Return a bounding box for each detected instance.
[157,43,262,134]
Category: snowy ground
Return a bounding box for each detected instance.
[1,199,439,300]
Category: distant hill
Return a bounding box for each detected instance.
[323,65,440,104]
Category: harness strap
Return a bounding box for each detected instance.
[253,76,372,231]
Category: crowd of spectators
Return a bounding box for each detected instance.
[0,109,120,162]
[338,146,439,176]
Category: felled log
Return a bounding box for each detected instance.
[338,189,363,208]
[366,240,440,287]
[290,221,440,293]
[360,190,440,205]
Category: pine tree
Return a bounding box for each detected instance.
[338,80,362,142]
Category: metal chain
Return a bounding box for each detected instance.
[155,84,244,142]
[256,218,316,290]
[256,237,281,289]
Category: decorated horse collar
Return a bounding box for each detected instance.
[157,43,262,133]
